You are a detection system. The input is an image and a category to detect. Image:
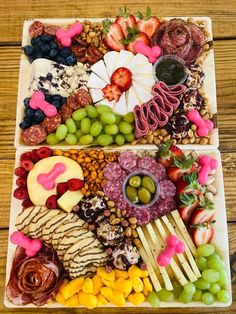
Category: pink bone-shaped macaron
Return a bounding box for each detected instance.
[133,41,161,63]
[10,231,42,257]
[187,109,214,137]
[157,235,185,267]
[37,162,66,190]
[198,155,218,185]
[56,22,83,47]
[29,91,57,117]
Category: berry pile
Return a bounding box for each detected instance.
[24,34,77,66]
[19,94,66,129]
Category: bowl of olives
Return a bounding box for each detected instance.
[122,171,160,208]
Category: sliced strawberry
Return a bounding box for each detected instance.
[115,6,137,37]
[137,7,160,38]
[170,145,183,159]
[14,167,27,177]
[111,67,132,92]
[102,84,122,102]
[20,158,34,171]
[57,182,69,196]
[190,197,215,225]
[68,178,84,191]
[190,223,214,247]
[157,141,183,167]
[102,19,125,51]
[176,172,204,196]
[167,155,197,182]
[178,193,199,224]
[121,26,150,54]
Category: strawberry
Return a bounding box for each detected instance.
[178,193,199,224]
[102,84,122,102]
[115,6,137,37]
[176,172,204,196]
[190,197,215,225]
[20,158,34,171]
[14,167,27,177]
[16,176,27,187]
[36,147,52,159]
[13,186,29,200]
[157,141,183,167]
[111,67,132,92]
[102,19,125,51]
[121,26,150,54]
[30,149,41,162]
[68,178,84,191]
[137,7,161,38]
[167,155,197,182]
[22,198,34,209]
[170,145,183,160]
[57,182,69,196]
[45,195,58,209]
[190,223,214,247]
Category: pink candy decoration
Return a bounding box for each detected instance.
[198,155,218,185]
[10,231,42,257]
[37,162,66,190]
[133,41,161,63]
[56,22,83,47]
[157,235,185,267]
[29,91,57,117]
[187,109,214,137]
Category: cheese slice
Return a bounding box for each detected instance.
[132,62,153,74]
[128,53,149,69]
[95,98,115,110]
[103,51,119,78]
[132,81,153,104]
[133,76,155,91]
[90,60,110,83]
[87,73,107,89]
[90,88,104,103]
[115,50,134,69]
[113,93,127,115]
[126,86,140,112]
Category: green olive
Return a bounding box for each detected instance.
[138,187,151,204]
[129,176,141,188]
[126,186,139,203]
[142,176,156,194]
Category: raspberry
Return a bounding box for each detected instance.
[20,152,32,161]
[14,167,27,177]
[16,176,27,187]
[45,195,58,209]
[67,178,84,191]
[56,182,68,196]
[13,187,29,200]
[37,147,52,159]
[30,149,40,162]
[20,158,34,171]
[22,198,34,209]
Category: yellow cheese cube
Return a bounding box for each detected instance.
[58,190,84,212]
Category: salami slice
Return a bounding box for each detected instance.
[157,197,176,216]
[135,208,151,226]
[103,180,122,200]
[76,89,92,107]
[41,114,61,133]
[22,125,47,146]
[44,25,60,36]
[159,180,176,199]
[118,151,138,172]
[153,163,166,181]
[103,162,122,181]
[148,203,161,221]
[59,104,72,122]
[29,21,44,37]
[116,195,127,210]
[137,157,158,174]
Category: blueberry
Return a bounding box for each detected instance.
[60,47,72,57]
[24,108,35,118]
[56,56,63,64]
[51,100,61,110]
[40,44,50,53]
[34,51,43,59]
[34,109,45,123]
[49,41,58,49]
[23,45,34,56]
[60,57,68,65]
[23,97,31,108]
[45,94,52,102]
[19,117,31,129]
[66,54,77,66]
[31,36,42,46]
[49,48,58,59]
[52,94,63,103]
[41,34,53,42]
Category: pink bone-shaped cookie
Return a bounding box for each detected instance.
[187,109,214,137]
[37,162,66,190]
[133,41,161,63]
[198,155,218,185]
[10,231,42,257]
[157,235,185,267]
[56,22,83,47]
[29,91,57,117]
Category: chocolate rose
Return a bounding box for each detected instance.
[152,19,205,63]
[6,244,63,306]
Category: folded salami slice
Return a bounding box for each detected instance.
[142,102,159,131]
[152,82,181,111]
[148,98,169,127]
[134,105,149,138]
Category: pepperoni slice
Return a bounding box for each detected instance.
[159,180,176,199]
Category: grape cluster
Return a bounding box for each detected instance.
[46,104,135,146]
[19,94,66,129]
[23,34,77,66]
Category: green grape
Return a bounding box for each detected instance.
[65,134,77,145]
[55,124,67,140]
[124,133,135,142]
[209,283,221,295]
[79,134,94,145]
[146,292,160,308]
[178,291,193,303]
[201,292,215,305]
[97,134,113,146]
[115,134,125,145]
[80,117,91,134]
[195,278,210,290]
[217,290,230,303]
[217,269,228,287]
[197,244,215,257]
[208,253,221,261]
[196,256,208,271]
[115,114,122,124]
[105,124,119,135]
[156,289,174,302]
[118,121,133,134]
[75,120,80,128]
[65,118,77,134]
[72,108,87,121]
[46,133,60,145]
[100,112,116,124]
[90,121,103,137]
[183,282,196,295]
[75,129,84,139]
[97,105,112,114]
[124,112,134,123]
[193,289,202,301]
[207,258,225,271]
[202,269,220,283]
[85,104,98,118]
[172,281,182,298]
